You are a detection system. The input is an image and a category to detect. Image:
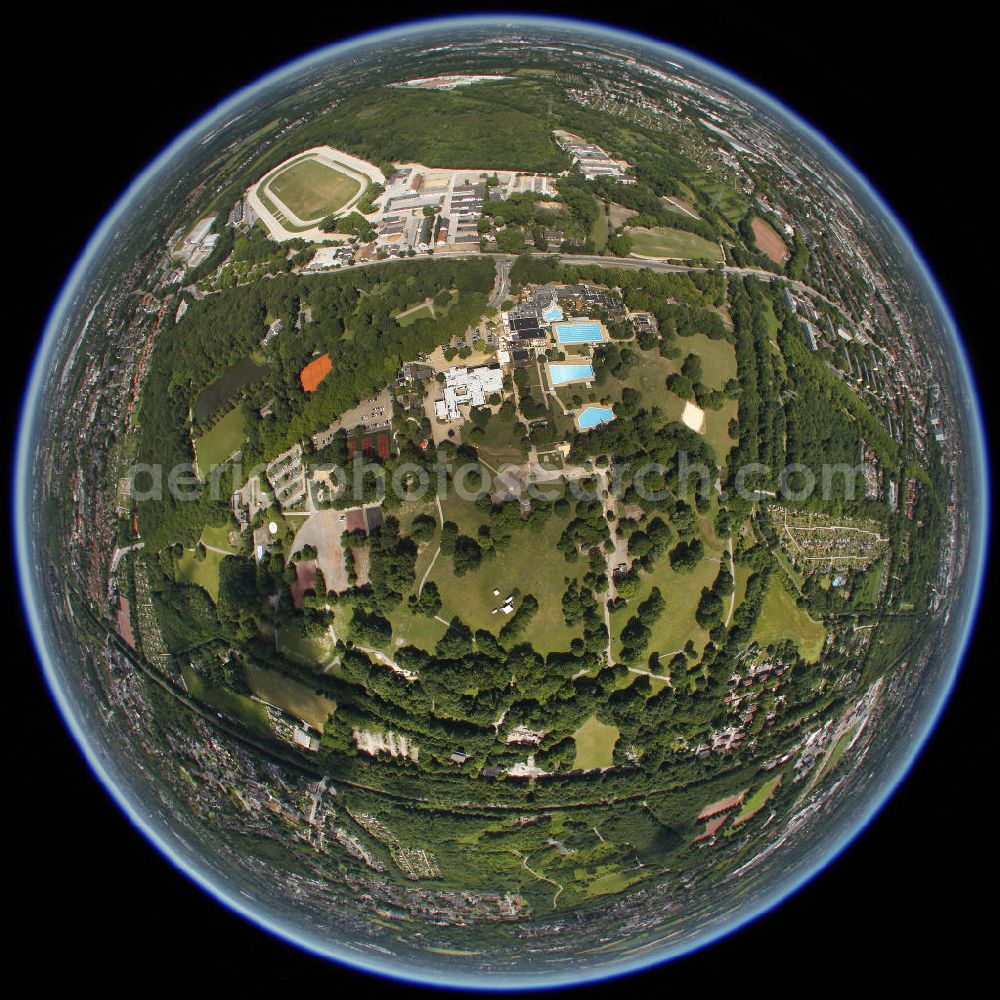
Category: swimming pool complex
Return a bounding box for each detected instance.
[577,405,615,428]
[547,363,595,385]
[553,321,604,344]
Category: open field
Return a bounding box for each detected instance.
[817,728,855,782]
[244,663,336,728]
[425,488,582,654]
[628,227,723,262]
[581,869,650,899]
[174,545,225,602]
[201,524,240,553]
[704,398,738,465]
[751,217,788,263]
[731,775,782,827]
[753,577,826,661]
[386,606,449,653]
[267,158,362,221]
[181,665,270,732]
[610,494,730,666]
[686,173,747,224]
[680,332,736,388]
[396,302,433,326]
[590,209,609,251]
[660,195,699,218]
[397,289,459,328]
[475,414,528,466]
[276,621,337,669]
[611,553,719,664]
[607,202,638,228]
[194,407,245,471]
[573,716,619,770]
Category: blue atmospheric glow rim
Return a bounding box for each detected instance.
[14,12,990,992]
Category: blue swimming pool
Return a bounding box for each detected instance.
[542,303,564,323]
[577,406,615,429]
[553,321,604,344]
[548,363,595,385]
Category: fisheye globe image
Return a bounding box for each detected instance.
[17,14,988,990]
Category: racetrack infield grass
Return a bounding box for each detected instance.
[572,715,619,770]
[194,407,245,471]
[266,158,362,221]
[752,575,826,662]
[628,226,723,262]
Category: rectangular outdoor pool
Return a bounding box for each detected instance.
[577,406,615,429]
[553,321,604,345]
[547,363,595,386]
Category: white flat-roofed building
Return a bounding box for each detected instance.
[435,364,505,421]
[184,217,214,248]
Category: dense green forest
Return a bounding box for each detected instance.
[137,257,494,548]
[322,85,570,173]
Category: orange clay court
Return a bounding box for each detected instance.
[300,354,332,392]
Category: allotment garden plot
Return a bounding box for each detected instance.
[769,508,889,574]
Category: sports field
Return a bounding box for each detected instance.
[194,407,245,471]
[751,217,788,263]
[267,158,362,221]
[628,227,723,262]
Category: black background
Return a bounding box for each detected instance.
[10,5,992,993]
